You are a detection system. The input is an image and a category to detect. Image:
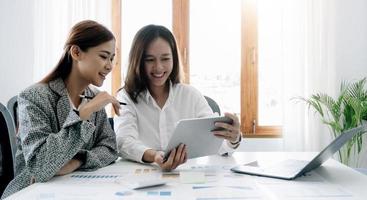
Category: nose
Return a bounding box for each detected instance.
[105,60,113,71]
[154,60,163,70]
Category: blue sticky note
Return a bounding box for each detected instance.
[160,191,171,196]
[147,191,159,196]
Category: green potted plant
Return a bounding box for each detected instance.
[298,78,367,166]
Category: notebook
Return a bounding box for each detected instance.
[231,124,367,180]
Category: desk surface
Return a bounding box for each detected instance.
[6,152,367,200]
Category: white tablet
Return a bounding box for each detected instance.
[164,116,233,160]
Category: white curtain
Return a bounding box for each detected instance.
[32,0,112,93]
[281,0,337,151]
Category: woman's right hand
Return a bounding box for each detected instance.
[56,159,82,176]
[154,144,187,171]
[79,92,121,120]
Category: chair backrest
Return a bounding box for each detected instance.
[0,102,17,194]
[108,117,114,131]
[204,96,221,115]
[7,95,18,132]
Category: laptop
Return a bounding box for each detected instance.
[231,124,367,180]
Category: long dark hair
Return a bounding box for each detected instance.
[123,24,182,103]
[40,20,115,83]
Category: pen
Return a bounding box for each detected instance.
[79,94,127,105]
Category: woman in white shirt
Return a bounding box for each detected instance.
[114,25,241,171]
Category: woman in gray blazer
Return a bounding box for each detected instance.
[1,20,120,199]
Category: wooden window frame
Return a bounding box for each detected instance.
[111,0,282,137]
[241,0,281,138]
[111,0,122,98]
[172,0,190,84]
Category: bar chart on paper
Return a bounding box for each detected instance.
[68,174,122,184]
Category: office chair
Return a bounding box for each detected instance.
[7,95,18,132]
[204,96,221,115]
[0,103,17,196]
[108,117,114,131]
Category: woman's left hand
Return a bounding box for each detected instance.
[212,112,241,143]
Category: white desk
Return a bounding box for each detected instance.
[6,152,367,200]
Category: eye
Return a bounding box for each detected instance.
[162,57,171,61]
[144,58,154,62]
[100,55,108,60]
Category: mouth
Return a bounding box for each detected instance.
[151,72,165,78]
[99,72,107,80]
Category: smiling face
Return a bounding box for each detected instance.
[75,40,116,87]
[143,37,173,91]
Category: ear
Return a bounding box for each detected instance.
[70,45,83,61]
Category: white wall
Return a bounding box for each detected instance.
[334,0,367,84]
[237,138,283,152]
[0,0,34,105]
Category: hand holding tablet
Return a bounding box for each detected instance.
[157,144,187,171]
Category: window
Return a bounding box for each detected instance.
[121,0,172,77]
[111,0,282,137]
[241,0,282,137]
[257,0,283,126]
[190,0,241,115]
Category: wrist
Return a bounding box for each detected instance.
[142,149,156,163]
[230,133,242,145]
[78,106,91,120]
[72,159,82,169]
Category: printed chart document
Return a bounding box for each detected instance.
[7,161,357,200]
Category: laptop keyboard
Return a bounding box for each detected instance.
[231,159,311,179]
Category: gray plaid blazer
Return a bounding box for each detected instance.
[1,78,118,199]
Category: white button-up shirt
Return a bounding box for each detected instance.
[115,82,235,162]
